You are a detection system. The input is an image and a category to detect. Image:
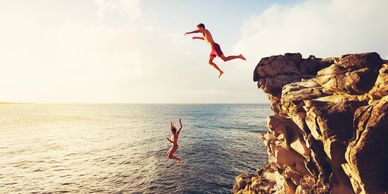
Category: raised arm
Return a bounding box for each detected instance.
[177,118,183,134]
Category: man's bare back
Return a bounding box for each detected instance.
[185,23,246,78]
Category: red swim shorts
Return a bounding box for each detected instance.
[210,43,224,57]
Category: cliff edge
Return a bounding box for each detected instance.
[233,52,388,193]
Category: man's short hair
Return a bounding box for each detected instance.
[197,23,205,29]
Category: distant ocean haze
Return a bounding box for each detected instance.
[0,104,270,193]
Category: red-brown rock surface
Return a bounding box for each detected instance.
[233,52,387,194]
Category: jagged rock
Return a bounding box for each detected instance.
[343,96,388,193]
[316,53,382,95]
[369,63,388,99]
[233,52,388,194]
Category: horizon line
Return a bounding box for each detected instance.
[0,101,270,105]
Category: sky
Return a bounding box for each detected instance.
[0,0,387,103]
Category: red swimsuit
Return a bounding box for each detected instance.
[210,43,224,57]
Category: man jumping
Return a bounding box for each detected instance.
[185,23,246,78]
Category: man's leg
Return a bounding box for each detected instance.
[220,54,246,62]
[209,55,224,78]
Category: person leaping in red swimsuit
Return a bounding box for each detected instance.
[185,23,246,78]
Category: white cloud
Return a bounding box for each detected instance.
[93,0,142,20]
[55,23,146,82]
[234,0,388,59]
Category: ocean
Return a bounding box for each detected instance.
[0,104,271,193]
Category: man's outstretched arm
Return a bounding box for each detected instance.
[192,36,204,40]
[184,30,203,35]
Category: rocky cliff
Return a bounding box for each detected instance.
[233,52,388,194]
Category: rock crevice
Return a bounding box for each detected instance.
[233,52,387,194]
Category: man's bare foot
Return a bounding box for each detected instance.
[218,71,224,78]
[239,54,246,61]
[176,160,184,165]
